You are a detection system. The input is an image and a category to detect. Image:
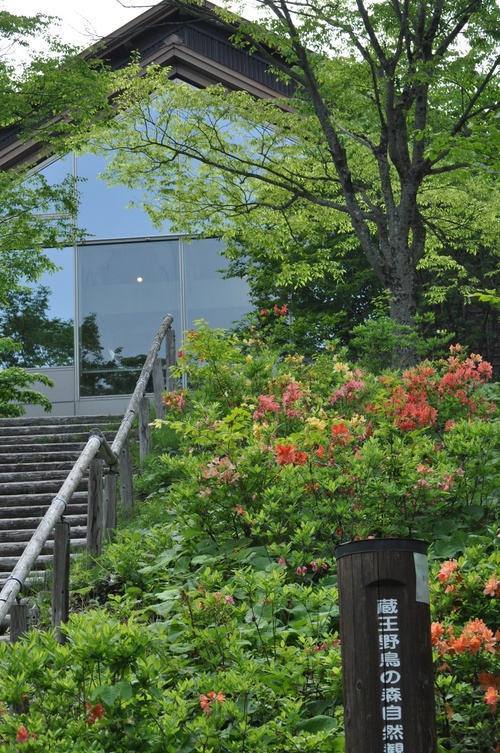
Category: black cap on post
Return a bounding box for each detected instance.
[335,538,437,753]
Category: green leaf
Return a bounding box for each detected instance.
[296,715,338,733]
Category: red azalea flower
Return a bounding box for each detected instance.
[86,702,105,725]
[275,443,296,465]
[273,303,288,316]
[15,725,37,743]
[15,726,29,744]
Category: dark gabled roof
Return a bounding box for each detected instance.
[0,0,293,170]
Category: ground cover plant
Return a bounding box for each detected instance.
[0,323,498,752]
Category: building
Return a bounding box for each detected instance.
[0,0,292,416]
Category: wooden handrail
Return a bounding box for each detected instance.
[0,314,174,627]
[111,314,173,458]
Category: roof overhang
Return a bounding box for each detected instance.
[0,0,292,171]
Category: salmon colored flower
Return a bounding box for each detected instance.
[437,560,458,582]
[199,691,226,716]
[15,726,29,743]
[431,622,445,646]
[485,686,498,713]
[478,671,500,689]
[273,304,288,316]
[15,725,37,743]
[484,575,500,597]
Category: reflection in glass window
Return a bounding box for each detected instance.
[183,238,250,330]
[77,153,173,239]
[0,247,74,368]
[37,155,73,186]
[78,239,181,395]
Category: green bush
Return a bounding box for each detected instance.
[0,326,498,752]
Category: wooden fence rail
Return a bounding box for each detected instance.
[0,314,174,636]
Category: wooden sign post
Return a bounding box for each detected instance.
[335,539,437,753]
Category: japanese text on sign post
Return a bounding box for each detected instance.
[378,598,404,753]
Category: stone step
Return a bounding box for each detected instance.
[0,575,45,591]
[0,441,99,453]
[0,538,86,557]
[0,461,76,474]
[0,423,117,438]
[1,526,87,542]
[0,504,87,518]
[0,464,85,482]
[0,553,58,569]
[0,515,87,531]
[0,492,87,508]
[0,470,77,483]
[0,451,84,464]
[0,413,124,602]
[0,414,120,428]
[0,434,110,447]
[0,478,88,495]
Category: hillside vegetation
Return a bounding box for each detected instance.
[0,323,499,752]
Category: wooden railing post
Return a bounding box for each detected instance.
[87,458,104,558]
[139,396,152,463]
[152,357,165,420]
[119,437,134,511]
[52,520,70,644]
[9,603,28,644]
[105,471,117,531]
[166,327,177,392]
[9,604,30,712]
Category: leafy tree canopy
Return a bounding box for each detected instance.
[82,0,500,364]
[0,7,117,303]
[0,7,116,414]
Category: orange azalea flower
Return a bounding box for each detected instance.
[15,726,29,743]
[485,686,499,713]
[331,423,350,442]
[15,725,37,743]
[273,304,288,316]
[484,575,500,598]
[275,444,296,465]
[437,560,458,583]
[199,691,225,716]
[275,444,308,466]
[430,622,445,645]
[478,671,500,689]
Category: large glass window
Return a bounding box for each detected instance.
[77,154,174,239]
[0,247,74,368]
[78,239,181,396]
[183,238,251,330]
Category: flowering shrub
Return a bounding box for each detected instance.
[0,324,498,752]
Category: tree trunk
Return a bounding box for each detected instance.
[386,244,418,368]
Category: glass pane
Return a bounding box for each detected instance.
[37,155,73,186]
[78,240,180,396]
[0,247,74,368]
[77,153,174,239]
[183,239,250,330]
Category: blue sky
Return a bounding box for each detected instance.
[3,0,146,50]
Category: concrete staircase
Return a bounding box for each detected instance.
[0,414,121,591]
